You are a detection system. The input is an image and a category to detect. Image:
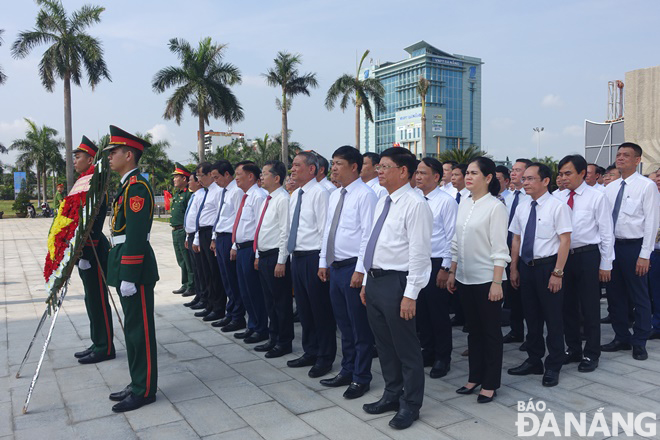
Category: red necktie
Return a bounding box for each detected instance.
[232,193,248,243]
[567,190,576,210]
[253,195,272,252]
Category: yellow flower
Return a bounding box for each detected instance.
[47,199,73,260]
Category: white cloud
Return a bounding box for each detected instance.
[147,123,177,146]
[0,118,31,141]
[490,117,515,130]
[541,94,564,108]
[563,124,583,137]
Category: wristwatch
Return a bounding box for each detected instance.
[440,266,450,273]
[551,268,564,278]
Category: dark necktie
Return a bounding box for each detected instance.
[287,189,304,253]
[232,193,248,244]
[567,190,576,210]
[212,187,227,229]
[521,200,538,264]
[612,181,626,231]
[326,188,347,265]
[254,195,272,252]
[507,190,521,247]
[456,191,461,204]
[195,188,208,232]
[363,196,392,271]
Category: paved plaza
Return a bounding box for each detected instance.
[1,218,660,439]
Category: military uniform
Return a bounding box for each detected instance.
[170,163,194,294]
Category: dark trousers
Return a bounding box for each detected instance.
[366,271,424,411]
[416,258,452,364]
[198,228,226,314]
[216,233,245,322]
[172,228,194,290]
[236,247,268,335]
[187,233,203,301]
[457,281,503,390]
[519,258,565,372]
[608,240,652,346]
[291,251,337,366]
[329,262,374,384]
[563,248,601,360]
[258,251,294,346]
[650,251,660,332]
[503,265,525,338]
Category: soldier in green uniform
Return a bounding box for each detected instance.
[104,125,159,413]
[170,163,195,296]
[54,183,65,213]
[72,136,115,364]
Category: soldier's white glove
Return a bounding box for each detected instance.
[120,281,137,297]
[78,259,92,270]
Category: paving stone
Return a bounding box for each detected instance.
[159,371,214,403]
[237,401,318,440]
[182,356,238,382]
[73,414,138,439]
[187,329,233,347]
[62,384,114,423]
[175,395,246,436]
[300,407,388,440]
[261,380,334,414]
[136,420,200,440]
[368,414,455,440]
[442,419,513,440]
[202,426,264,440]
[123,397,183,431]
[206,376,272,408]
[236,359,293,386]
[161,341,211,361]
[208,343,259,365]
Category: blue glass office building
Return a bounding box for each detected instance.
[360,41,482,156]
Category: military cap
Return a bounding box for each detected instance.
[73,135,98,157]
[172,162,191,177]
[105,125,151,152]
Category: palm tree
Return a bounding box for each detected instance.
[416,76,430,156]
[0,30,7,85]
[135,132,173,191]
[12,0,111,190]
[325,50,385,149]
[263,52,318,164]
[271,132,302,166]
[0,142,6,154]
[152,37,244,162]
[437,145,488,164]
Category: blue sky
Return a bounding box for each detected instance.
[1,0,658,166]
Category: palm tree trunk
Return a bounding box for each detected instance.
[421,113,426,156]
[198,115,205,162]
[64,74,74,191]
[281,94,288,166]
[355,105,360,149]
[43,169,48,204]
[36,168,42,206]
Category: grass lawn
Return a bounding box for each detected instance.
[0,199,41,219]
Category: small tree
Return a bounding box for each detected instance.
[416,76,430,155]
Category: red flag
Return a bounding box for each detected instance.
[164,190,172,210]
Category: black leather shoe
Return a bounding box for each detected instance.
[578,357,598,372]
[202,311,224,322]
[363,396,400,415]
[649,331,660,340]
[111,393,156,413]
[219,320,246,331]
[265,345,292,358]
[600,314,612,324]
[78,351,116,364]
[343,382,370,399]
[244,332,269,344]
[508,361,544,376]
[542,370,560,387]
[456,383,481,395]
[388,408,419,430]
[287,354,316,368]
[172,287,186,294]
[234,329,254,340]
[633,345,648,360]
[190,302,208,310]
[214,316,232,327]
[109,385,132,401]
[450,316,464,327]
[477,390,497,404]
[308,363,332,378]
[254,340,276,352]
[563,349,582,364]
[503,332,524,343]
[194,309,211,318]
[320,373,352,387]
[181,289,195,297]
[429,361,450,379]
[519,341,528,351]
[601,340,631,352]
[183,299,199,308]
[74,346,93,359]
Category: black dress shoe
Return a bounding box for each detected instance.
[215,316,232,327]
[519,341,528,351]
[578,357,598,372]
[74,346,93,359]
[542,370,560,387]
[508,361,544,376]
[563,349,582,364]
[181,289,195,297]
[287,354,316,368]
[320,373,352,387]
[503,332,524,344]
[219,320,246,332]
[308,363,332,378]
[633,345,648,360]
[244,332,269,344]
[190,302,208,310]
[601,340,631,352]
[109,385,132,401]
[202,311,224,322]
[649,331,660,340]
[477,390,497,404]
[183,299,199,308]
[456,383,481,395]
[429,361,450,379]
[194,309,211,318]
[388,408,419,430]
[78,351,116,364]
[111,393,156,413]
[265,345,292,358]
[254,340,276,352]
[234,329,254,339]
[600,314,612,324]
[344,382,370,399]
[172,286,186,294]
[450,316,464,327]
[363,396,400,415]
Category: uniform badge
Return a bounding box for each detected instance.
[129,196,145,213]
[129,175,138,184]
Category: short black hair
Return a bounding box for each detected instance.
[597,165,606,176]
[296,151,319,175]
[263,160,286,185]
[618,142,643,157]
[529,162,552,182]
[515,158,533,168]
[120,146,142,164]
[380,147,417,179]
[190,172,199,182]
[442,160,458,167]
[316,155,330,176]
[420,157,443,179]
[363,152,381,165]
[470,157,501,196]
[197,161,213,174]
[333,146,363,174]
[453,163,467,177]
[495,165,510,181]
[587,163,601,175]
[606,164,617,172]
[236,160,260,180]
[559,154,588,175]
[213,159,234,176]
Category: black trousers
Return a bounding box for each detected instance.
[188,233,205,303]
[215,233,245,322]
[503,265,525,338]
[563,248,601,360]
[198,228,226,314]
[291,251,337,366]
[519,257,565,372]
[457,281,503,390]
[416,258,452,364]
[258,250,294,346]
[366,271,424,411]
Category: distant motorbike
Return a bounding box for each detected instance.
[25,202,36,218]
[41,202,54,218]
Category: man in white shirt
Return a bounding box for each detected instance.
[508,162,572,387]
[318,146,377,399]
[192,162,227,322]
[315,154,337,193]
[586,163,606,192]
[361,152,388,198]
[286,152,336,378]
[496,165,511,200]
[414,157,457,379]
[452,163,470,204]
[183,174,204,309]
[440,161,458,198]
[557,155,614,373]
[360,147,432,430]
[254,160,294,358]
[602,142,660,361]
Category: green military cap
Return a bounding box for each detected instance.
[105,125,151,152]
[172,162,191,177]
[73,135,98,157]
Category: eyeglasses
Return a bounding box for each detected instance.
[520,176,541,183]
[375,165,401,171]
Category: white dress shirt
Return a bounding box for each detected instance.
[440,181,458,198]
[192,182,223,245]
[504,187,531,212]
[213,179,243,238]
[232,183,267,246]
[591,182,606,192]
[318,177,337,193]
[555,181,615,270]
[419,186,457,264]
[255,186,290,264]
[365,176,388,199]
[452,193,511,284]
[319,178,377,273]
[366,183,433,300]
[456,187,470,204]
[289,179,329,252]
[509,191,573,259]
[605,172,660,259]
[552,188,566,196]
[184,191,201,234]
[500,189,512,200]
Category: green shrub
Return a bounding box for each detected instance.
[12,191,31,218]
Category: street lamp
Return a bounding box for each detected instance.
[533,127,544,159]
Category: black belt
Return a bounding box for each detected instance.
[259,248,279,258]
[331,257,358,269]
[217,232,231,237]
[654,249,660,254]
[615,238,643,244]
[524,255,557,267]
[368,269,407,278]
[198,226,213,232]
[171,225,183,230]
[293,250,320,257]
[236,241,254,250]
[569,244,598,255]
